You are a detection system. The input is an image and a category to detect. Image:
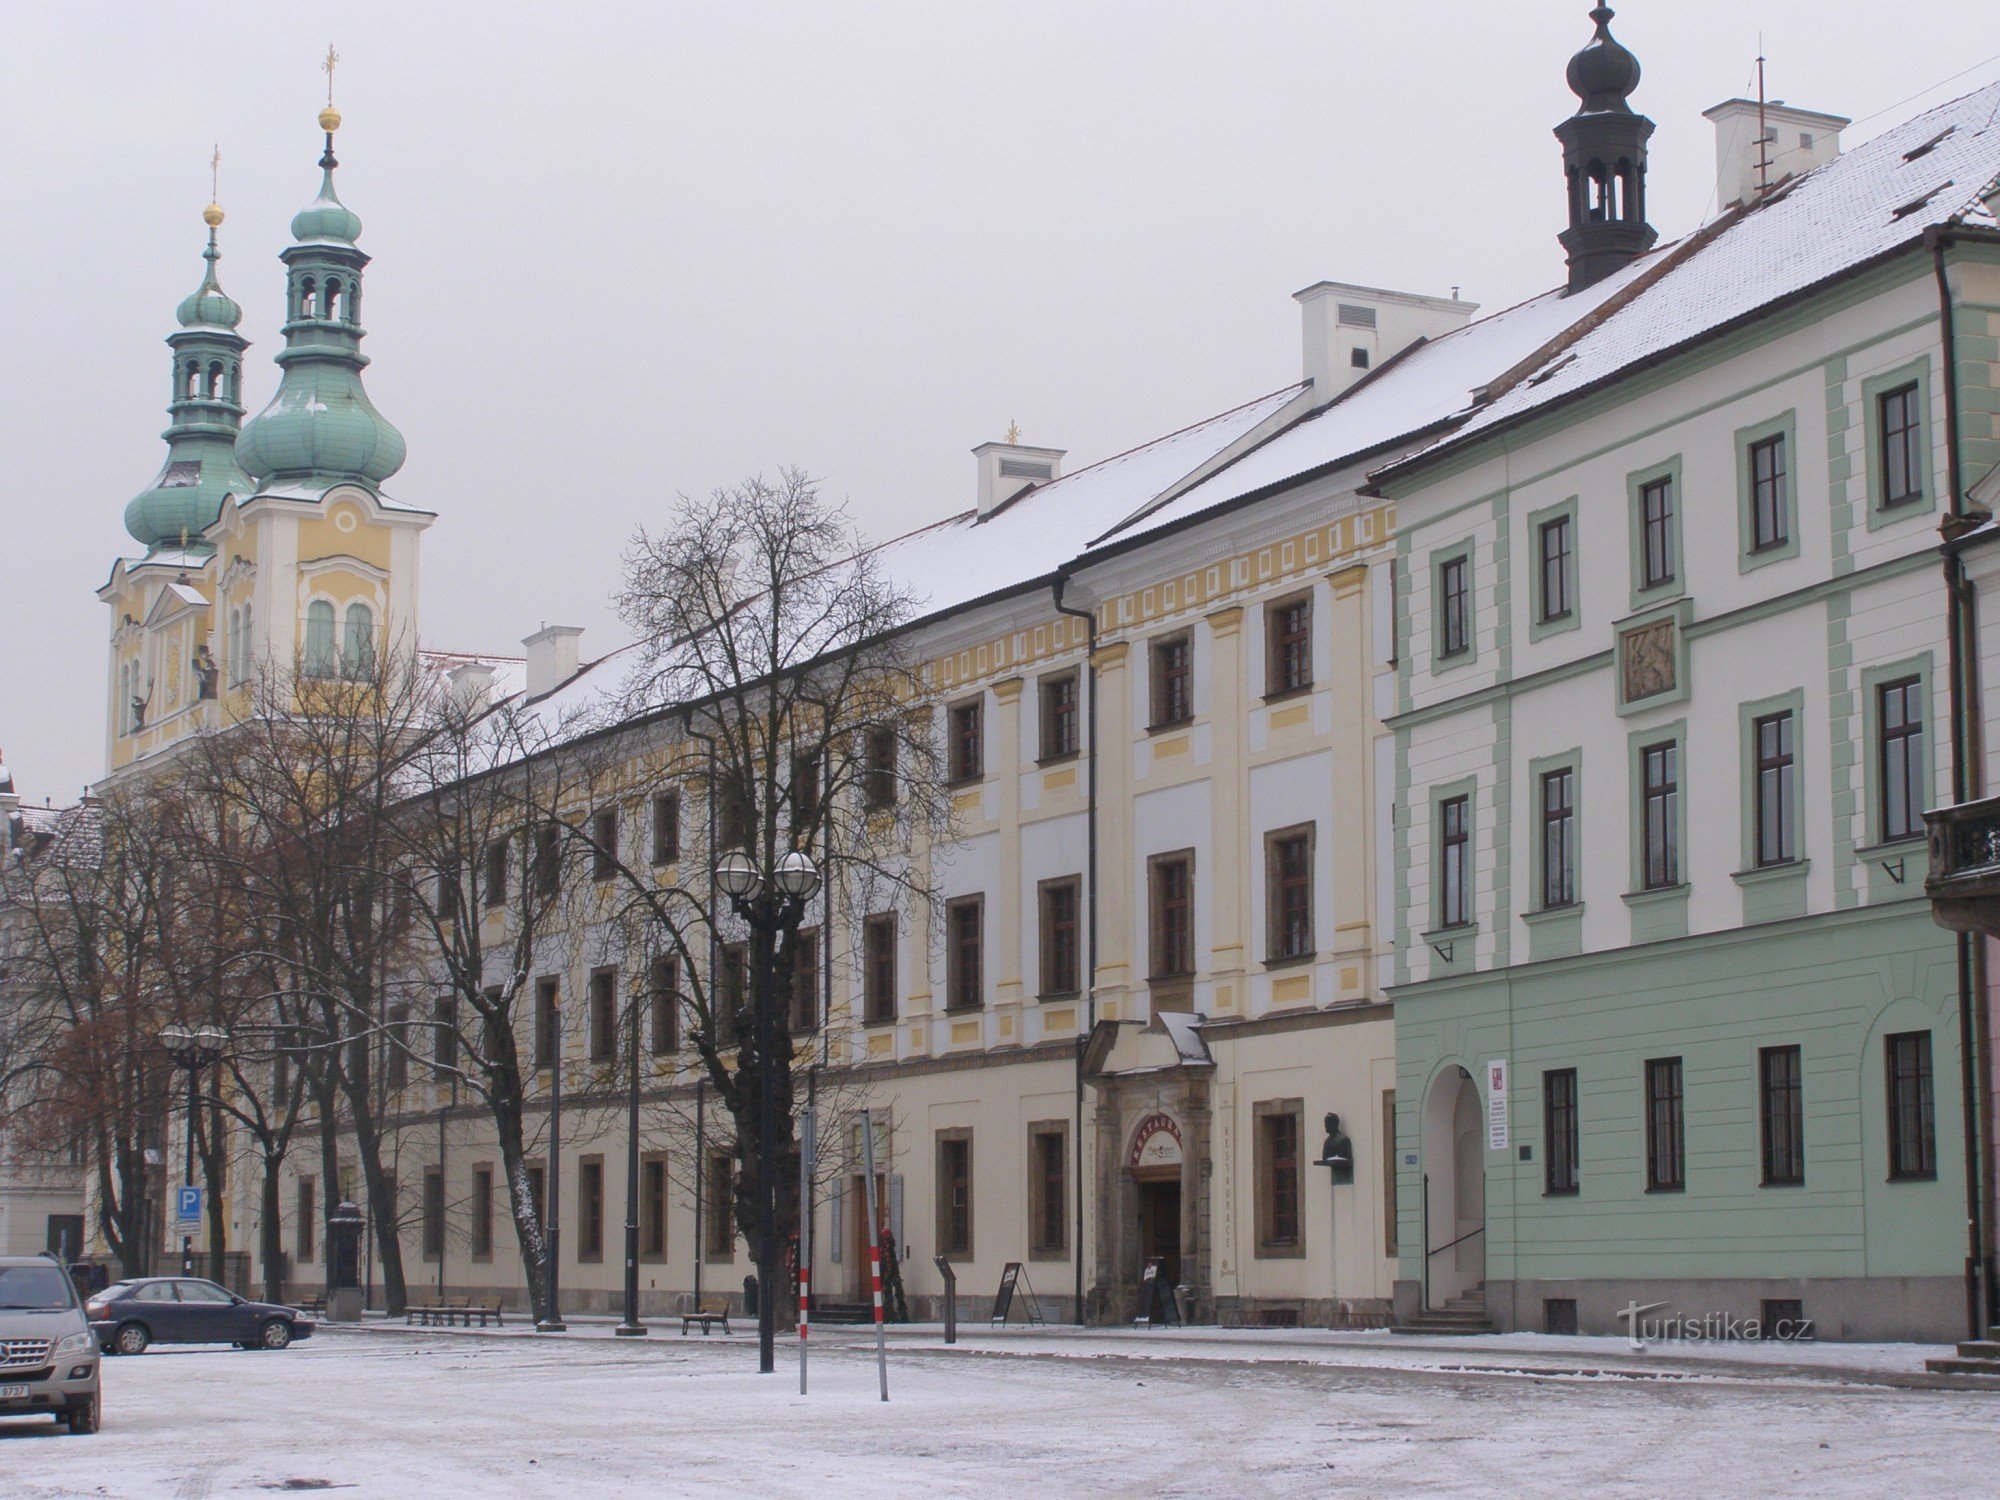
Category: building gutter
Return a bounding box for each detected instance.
[1052,569,1100,1326]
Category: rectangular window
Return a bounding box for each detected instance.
[1644,1057,1685,1191]
[432,997,457,1077]
[1267,594,1313,695]
[1149,851,1195,979]
[1879,382,1922,507]
[790,929,820,1032]
[649,956,679,1055]
[1540,767,1575,908]
[1753,711,1797,866]
[791,751,822,833]
[578,1157,604,1261]
[1886,1030,1937,1180]
[1028,1123,1068,1257]
[297,1177,316,1264]
[534,977,559,1069]
[936,1129,973,1258]
[1544,1068,1579,1194]
[1438,794,1471,928]
[720,943,748,1013]
[483,837,509,907]
[704,1151,735,1258]
[1255,1101,1304,1256]
[1038,878,1082,996]
[1641,476,1676,588]
[1641,740,1680,889]
[641,1155,668,1260]
[385,1005,410,1091]
[1150,634,1193,727]
[421,1168,444,1262]
[470,1166,493,1259]
[864,725,898,810]
[717,774,755,851]
[946,898,984,1011]
[1266,826,1314,962]
[1538,515,1574,622]
[1749,432,1790,551]
[1438,554,1471,658]
[650,791,680,864]
[949,698,984,783]
[588,968,617,1062]
[591,808,619,879]
[534,824,561,898]
[1040,671,1080,760]
[1759,1045,1805,1186]
[863,913,898,1024]
[1879,676,1924,842]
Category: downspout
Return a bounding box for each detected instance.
[1053,569,1100,1326]
[1931,227,1992,1337]
[685,711,718,1307]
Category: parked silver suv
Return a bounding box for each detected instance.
[0,1255,101,1434]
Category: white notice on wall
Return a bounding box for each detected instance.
[1485,1059,1510,1152]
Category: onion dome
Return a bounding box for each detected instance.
[175,208,243,330]
[1566,5,1641,114]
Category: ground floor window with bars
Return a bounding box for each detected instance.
[1543,1068,1579,1194]
[1644,1057,1684,1191]
[1886,1030,1936,1180]
[1759,1045,1804,1186]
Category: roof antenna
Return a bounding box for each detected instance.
[1755,36,1772,198]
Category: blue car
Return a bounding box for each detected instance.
[87,1277,316,1355]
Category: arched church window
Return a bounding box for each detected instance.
[344,279,360,323]
[304,600,337,678]
[343,603,375,681]
[183,360,200,400]
[299,276,317,319]
[226,362,240,402]
[206,362,224,398]
[323,278,342,322]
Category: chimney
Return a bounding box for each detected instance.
[972,438,1064,518]
[523,626,584,698]
[446,661,498,712]
[1701,99,1847,213]
[1294,282,1479,407]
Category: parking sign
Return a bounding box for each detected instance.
[175,1184,204,1232]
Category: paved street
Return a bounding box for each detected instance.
[5,1326,1994,1497]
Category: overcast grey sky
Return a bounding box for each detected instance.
[3,1,1995,796]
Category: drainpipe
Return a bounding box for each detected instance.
[685,712,718,1309]
[1053,569,1100,1326]
[1930,227,1993,1337]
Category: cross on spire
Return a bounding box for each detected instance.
[323,43,340,106]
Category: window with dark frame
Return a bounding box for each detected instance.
[1759,1044,1805,1186]
[385,1005,409,1091]
[1539,515,1574,621]
[946,897,984,1011]
[1150,852,1195,979]
[641,1155,667,1259]
[534,977,558,1069]
[1439,794,1471,928]
[1544,1068,1579,1194]
[704,1152,735,1257]
[863,913,898,1024]
[1749,432,1789,551]
[791,751,822,833]
[720,944,748,1013]
[591,807,618,878]
[1255,1102,1304,1255]
[949,699,984,783]
[1753,710,1797,867]
[1886,1030,1937,1180]
[1879,676,1924,842]
[1039,877,1081,996]
[1267,827,1314,962]
[1640,475,1676,588]
[433,997,457,1077]
[578,1158,604,1260]
[421,1169,444,1261]
[936,1130,973,1258]
[863,725,898,810]
[1644,1056,1685,1191]
[718,774,755,851]
[1438,554,1470,658]
[1267,594,1313,696]
[1151,634,1193,727]
[1641,740,1679,889]
[1040,671,1080,760]
[297,1177,315,1264]
[1879,382,1922,507]
[649,956,679,1055]
[1540,767,1575,908]
[534,824,560,898]
[651,790,681,864]
[470,1166,493,1259]
[1028,1124,1067,1257]
[789,929,820,1032]
[483,837,509,907]
[589,969,617,1062]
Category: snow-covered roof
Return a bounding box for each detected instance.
[1374,80,2000,486]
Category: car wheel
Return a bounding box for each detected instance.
[258,1318,293,1350]
[65,1394,100,1435]
[114,1322,150,1356]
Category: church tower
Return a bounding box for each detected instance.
[1555,5,1657,292]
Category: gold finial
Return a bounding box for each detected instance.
[203,144,224,227]
[319,44,342,133]
[1004,419,1022,445]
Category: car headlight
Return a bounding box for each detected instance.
[52,1332,95,1357]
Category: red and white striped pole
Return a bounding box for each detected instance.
[861,1109,889,1402]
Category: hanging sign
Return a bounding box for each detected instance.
[1485,1060,1510,1152]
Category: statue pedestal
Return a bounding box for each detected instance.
[327,1286,363,1323]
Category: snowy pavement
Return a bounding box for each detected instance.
[5,1324,1995,1497]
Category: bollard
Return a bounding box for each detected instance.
[933,1255,957,1345]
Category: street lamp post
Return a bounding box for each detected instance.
[161,1022,228,1276]
[714,846,821,1376]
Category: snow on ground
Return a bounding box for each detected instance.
[5,1324,1994,1498]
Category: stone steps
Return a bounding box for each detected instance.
[1394,1285,1495,1336]
[1924,1339,2000,1378]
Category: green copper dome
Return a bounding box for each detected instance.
[290,165,363,245]
[176,228,243,330]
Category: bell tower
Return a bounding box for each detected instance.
[1555,5,1657,293]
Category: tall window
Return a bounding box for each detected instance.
[720,944,748,1013]
[1641,741,1679,889]
[789,929,820,1032]
[1644,1057,1685,1191]
[650,791,680,864]
[641,1156,667,1259]
[1878,382,1922,507]
[304,600,337,677]
[704,1152,735,1257]
[432,998,457,1077]
[470,1167,493,1259]
[649,956,679,1055]
[1438,554,1470,658]
[717,774,755,851]
[1040,671,1080,759]
[1438,795,1471,928]
[1267,827,1314,962]
[534,977,559,1069]
[863,726,898,810]
[1540,767,1575,908]
[1028,1124,1067,1257]
[862,914,898,1023]
[1538,515,1574,622]
[946,897,984,1011]
[1039,878,1081,996]
[1149,852,1195,979]
[1544,1068,1579,1194]
[297,1177,316,1264]
[591,808,619,878]
[1255,1102,1303,1255]
[936,1130,973,1258]
[342,603,374,680]
[1749,432,1789,550]
[588,969,617,1062]
[1879,676,1924,842]
[1759,1045,1805,1186]
[1886,1030,1937,1180]
[534,824,561,898]
[578,1158,604,1261]
[1267,594,1313,695]
[949,699,984,782]
[1753,711,1797,866]
[791,751,822,832]
[1151,634,1193,727]
[421,1169,444,1262]
[483,837,509,907]
[1640,475,1676,588]
[385,1005,409,1091]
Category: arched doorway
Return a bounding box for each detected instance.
[1128,1113,1184,1288]
[1422,1066,1485,1309]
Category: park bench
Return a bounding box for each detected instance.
[680,1293,733,1336]
[296,1294,328,1317]
[406,1294,473,1326]
[466,1295,505,1327]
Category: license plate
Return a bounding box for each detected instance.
[0,1384,28,1400]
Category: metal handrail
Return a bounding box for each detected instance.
[1425,1225,1485,1260]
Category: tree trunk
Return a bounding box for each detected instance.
[349,1107,408,1316]
[259,1151,287,1303]
[491,1084,549,1324]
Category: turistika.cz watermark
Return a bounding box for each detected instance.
[1614,1300,1815,1350]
